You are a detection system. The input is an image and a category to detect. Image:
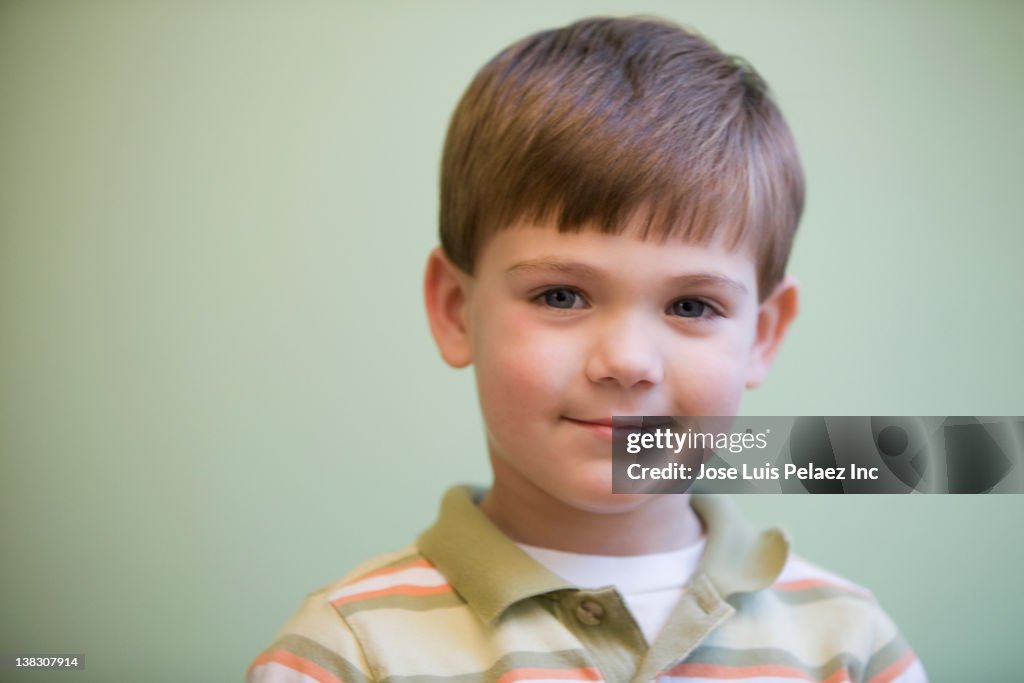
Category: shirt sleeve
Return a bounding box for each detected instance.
[860,600,928,683]
[247,593,375,683]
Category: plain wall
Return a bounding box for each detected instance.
[1,1,1022,681]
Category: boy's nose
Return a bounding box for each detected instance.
[584,317,665,389]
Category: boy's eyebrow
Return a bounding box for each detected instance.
[506,259,601,279]
[506,258,749,294]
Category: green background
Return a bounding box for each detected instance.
[2,1,1022,681]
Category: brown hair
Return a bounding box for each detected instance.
[439,16,805,300]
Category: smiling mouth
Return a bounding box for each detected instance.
[567,416,677,428]
[564,416,678,439]
[563,418,616,440]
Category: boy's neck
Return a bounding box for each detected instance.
[477,467,703,556]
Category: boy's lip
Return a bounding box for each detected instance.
[569,417,618,427]
[564,417,616,440]
[563,416,677,439]
[565,416,677,427]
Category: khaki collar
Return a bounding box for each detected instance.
[691,494,790,597]
[416,485,789,625]
[416,485,574,624]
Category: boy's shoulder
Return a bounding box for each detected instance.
[745,550,894,640]
[774,552,876,600]
[307,543,452,615]
[247,544,434,683]
[315,544,425,595]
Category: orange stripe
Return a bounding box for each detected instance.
[249,649,346,683]
[866,650,916,683]
[822,667,853,683]
[666,662,851,682]
[773,579,869,597]
[350,557,433,583]
[331,582,453,607]
[495,666,604,683]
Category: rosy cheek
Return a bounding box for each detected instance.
[476,310,548,415]
[666,347,745,415]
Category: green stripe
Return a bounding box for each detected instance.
[381,649,597,683]
[335,590,466,617]
[862,633,912,681]
[771,585,872,606]
[268,634,371,683]
[682,645,865,681]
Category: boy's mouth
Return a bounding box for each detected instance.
[567,417,617,427]
[566,416,677,426]
[563,417,616,440]
[563,416,676,440]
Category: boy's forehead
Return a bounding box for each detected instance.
[478,222,759,279]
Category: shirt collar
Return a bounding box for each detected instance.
[690,493,790,597]
[417,484,573,624]
[416,485,789,624]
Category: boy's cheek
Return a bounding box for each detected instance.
[666,349,747,415]
[477,336,569,406]
[474,332,576,429]
[477,303,573,369]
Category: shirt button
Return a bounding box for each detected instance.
[575,599,605,626]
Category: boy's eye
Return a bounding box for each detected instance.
[539,288,585,309]
[670,299,708,318]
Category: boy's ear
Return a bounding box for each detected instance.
[423,247,473,368]
[745,275,800,389]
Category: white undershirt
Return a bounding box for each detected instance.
[514,538,706,645]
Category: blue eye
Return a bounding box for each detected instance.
[541,288,583,309]
[671,299,707,318]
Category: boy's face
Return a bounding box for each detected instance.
[425,220,798,515]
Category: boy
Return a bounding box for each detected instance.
[249,16,927,683]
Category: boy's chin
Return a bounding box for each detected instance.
[558,487,672,516]
[542,467,687,515]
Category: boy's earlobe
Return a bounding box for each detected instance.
[746,276,800,389]
[423,247,473,368]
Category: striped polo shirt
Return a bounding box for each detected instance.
[248,486,927,683]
